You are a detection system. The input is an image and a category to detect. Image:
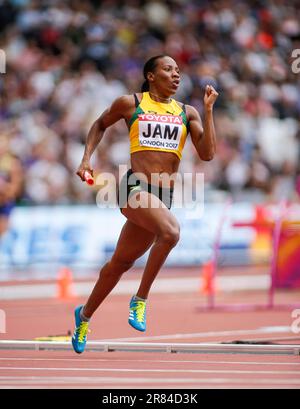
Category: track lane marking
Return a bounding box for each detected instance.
[0,366,299,375]
[0,376,300,386]
[0,357,299,365]
[99,326,292,342]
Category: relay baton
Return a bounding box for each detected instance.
[84,171,94,185]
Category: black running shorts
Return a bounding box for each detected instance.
[118,169,174,210]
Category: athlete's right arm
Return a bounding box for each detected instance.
[77,95,132,180]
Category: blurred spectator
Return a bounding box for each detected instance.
[0,131,23,236]
[0,0,299,205]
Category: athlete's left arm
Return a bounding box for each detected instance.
[187,85,218,161]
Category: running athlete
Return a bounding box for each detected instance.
[0,135,22,238]
[72,55,218,353]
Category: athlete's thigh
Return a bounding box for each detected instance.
[112,219,155,262]
[121,191,179,236]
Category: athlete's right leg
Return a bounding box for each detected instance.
[82,220,155,318]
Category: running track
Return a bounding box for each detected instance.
[0,269,300,389]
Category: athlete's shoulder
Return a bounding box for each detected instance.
[134,92,143,100]
[184,104,201,121]
[108,94,137,118]
[173,98,189,113]
[113,94,135,107]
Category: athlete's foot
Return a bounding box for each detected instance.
[128,296,146,332]
[72,305,89,354]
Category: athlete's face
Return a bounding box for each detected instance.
[149,57,180,95]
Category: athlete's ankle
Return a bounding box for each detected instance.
[133,295,147,302]
[80,306,91,322]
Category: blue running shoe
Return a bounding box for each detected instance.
[72,305,89,354]
[128,296,146,332]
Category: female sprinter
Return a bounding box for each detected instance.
[72,55,218,353]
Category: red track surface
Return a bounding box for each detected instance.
[0,273,300,389]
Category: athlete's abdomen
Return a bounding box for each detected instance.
[130,150,180,187]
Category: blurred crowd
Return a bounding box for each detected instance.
[0,0,300,205]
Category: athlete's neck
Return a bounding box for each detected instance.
[148,91,171,104]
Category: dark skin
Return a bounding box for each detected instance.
[76,56,218,319]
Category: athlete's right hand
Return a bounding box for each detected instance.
[76,161,94,182]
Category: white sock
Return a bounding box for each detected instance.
[133,295,146,302]
[80,306,90,322]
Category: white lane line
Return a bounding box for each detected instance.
[0,377,300,386]
[0,366,299,375]
[3,340,298,355]
[0,357,299,366]
[100,326,292,342]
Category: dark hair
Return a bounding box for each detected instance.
[141,55,167,92]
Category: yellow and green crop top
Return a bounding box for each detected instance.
[128,92,189,160]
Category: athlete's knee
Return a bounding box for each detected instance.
[159,223,180,248]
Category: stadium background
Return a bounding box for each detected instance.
[0,0,300,277]
[0,0,300,391]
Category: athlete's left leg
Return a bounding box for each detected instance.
[82,219,155,318]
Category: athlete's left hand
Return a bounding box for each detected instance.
[204,85,219,109]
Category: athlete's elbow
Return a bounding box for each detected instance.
[200,151,215,161]
[95,108,110,132]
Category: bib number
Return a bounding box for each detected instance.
[138,114,182,151]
